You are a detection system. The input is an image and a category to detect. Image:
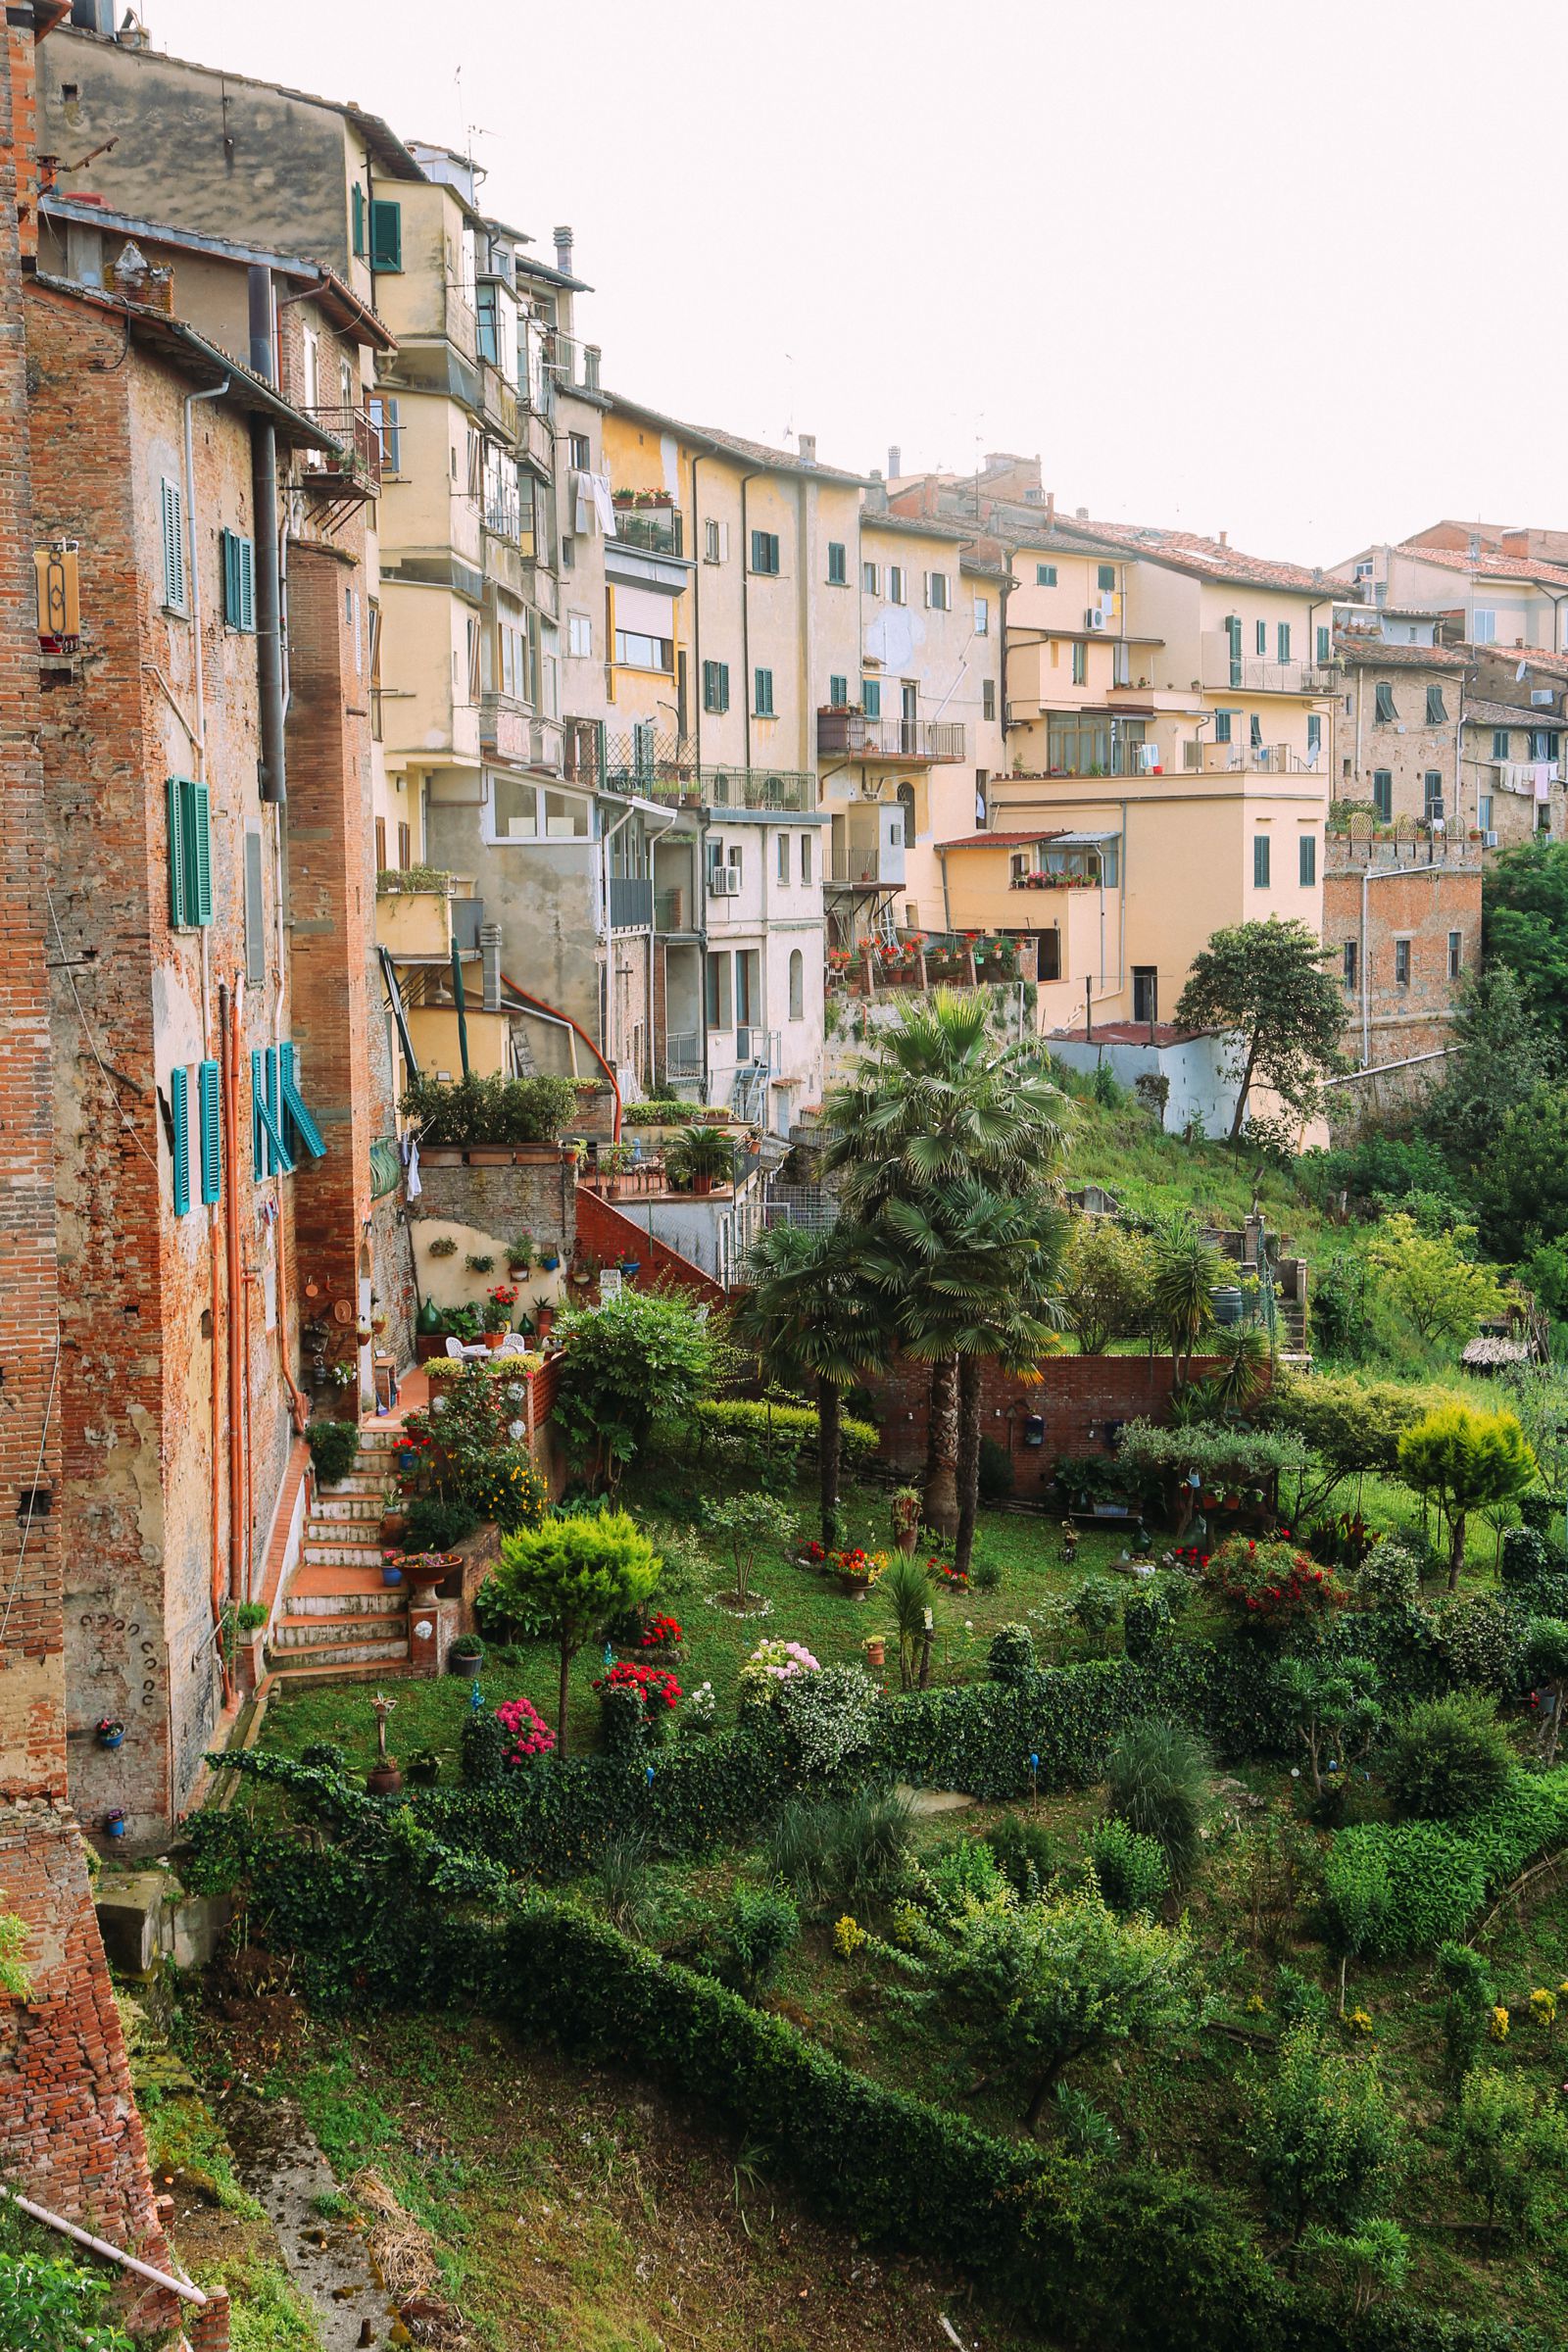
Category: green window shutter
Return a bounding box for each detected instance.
[170,1064,190,1216]
[220,531,255,631]
[1373,770,1393,821]
[279,1043,326,1160]
[750,529,763,571]
[1255,620,1266,654]
[252,1047,294,1178]
[829,672,847,707]
[1298,833,1316,887]
[220,529,237,623]
[167,775,187,926]
[1098,564,1116,593]
[239,538,254,631]
[1253,834,1270,888]
[827,541,846,584]
[754,667,773,716]
[351,183,366,259]
[1278,622,1291,661]
[243,830,266,985]
[717,662,729,712]
[198,1058,222,1204]
[369,199,402,271]
[1316,625,1330,664]
[1375,683,1397,722]
[182,780,213,925]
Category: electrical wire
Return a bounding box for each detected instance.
[45,883,161,1174]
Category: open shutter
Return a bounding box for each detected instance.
[243,830,266,985]
[279,1043,326,1159]
[170,1065,190,1216]
[160,478,186,610]
[252,1047,294,1177]
[369,199,402,270]
[351,182,366,258]
[198,1058,222,1203]
[182,781,213,924]
[167,776,187,926]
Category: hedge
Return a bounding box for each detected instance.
[1327,1770,1568,1957]
[686,1396,878,1460]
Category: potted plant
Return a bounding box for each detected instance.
[405,1746,442,1788]
[366,1691,402,1794]
[599,1142,636,1198]
[104,1808,126,1840]
[427,1235,458,1258]
[540,1248,561,1273]
[507,1231,537,1274]
[95,1717,125,1750]
[829,1544,884,1599]
[891,1487,922,1556]
[381,1549,406,1588]
[619,1256,641,1281]
[664,1123,732,1196]
[484,1284,519,1347]
[449,1633,484,1676]
[863,1635,887,1671]
[532,1294,556,1340]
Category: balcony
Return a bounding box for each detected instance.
[519,407,553,475]
[483,487,522,542]
[655,886,695,930]
[1181,740,1322,775]
[1200,639,1335,697]
[609,875,655,931]
[481,363,518,443]
[298,405,382,502]
[374,873,478,962]
[480,692,529,764]
[663,1031,704,1078]
[828,848,906,890]
[612,504,684,558]
[816,710,965,763]
[545,329,603,394]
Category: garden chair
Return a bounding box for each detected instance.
[494,1331,531,1357]
[444,1335,488,1363]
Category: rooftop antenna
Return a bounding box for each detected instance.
[781,350,796,446]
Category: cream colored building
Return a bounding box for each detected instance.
[1331,531,1568,657]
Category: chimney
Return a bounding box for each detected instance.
[480,923,503,1013]
[111,237,149,300]
[798,432,815,466]
[142,263,174,316]
[554,223,573,275]
[1217,529,1228,547]
[1045,490,1055,528]
[888,444,901,479]
[4,5,42,267]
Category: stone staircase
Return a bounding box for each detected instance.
[267,1423,411,1685]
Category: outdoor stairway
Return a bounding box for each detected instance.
[267,1421,411,1686]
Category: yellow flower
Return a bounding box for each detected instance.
[1245,1993,1266,2016]
[1490,2004,1511,2042]
[889,1900,920,1949]
[832,1914,865,1959]
[1346,2008,1373,2035]
[1531,1987,1558,2029]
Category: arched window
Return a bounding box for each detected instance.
[788,948,804,1022]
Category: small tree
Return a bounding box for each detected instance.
[1437,1940,1495,2096]
[1151,1219,1226,1382]
[483,1510,662,1759]
[1527,1616,1568,1767]
[1058,1218,1156,1356]
[705,1491,797,1610]
[1364,1214,1508,1348]
[1396,1403,1537,1590]
[1278,1653,1382,1805]
[552,1289,717,1489]
[1315,1838,1391,2015]
[1452,2068,1568,2250]
[1250,2023,1405,2243]
[1174,917,1348,1142]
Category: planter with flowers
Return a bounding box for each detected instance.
[483,1285,519,1346]
[828,1544,885,1599]
[891,1487,922,1556]
[95,1718,125,1751]
[633,1610,685,1665]
[592,1657,681,1752]
[1204,1534,1346,1638]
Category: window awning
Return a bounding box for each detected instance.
[1050,830,1121,846]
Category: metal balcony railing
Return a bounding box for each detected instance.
[544,329,603,393]
[299,406,382,499]
[662,1030,704,1076]
[1180,739,1320,774]
[484,490,521,541]
[612,507,684,557]
[816,710,965,762]
[1205,650,1336,696]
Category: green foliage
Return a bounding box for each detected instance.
[1115,1418,1307,1488]
[1174,916,1348,1138]
[663,1123,735,1187]
[593,1831,657,1939]
[1430,1591,1526,1696]
[976,1434,1014,1501]
[987,1622,1036,1687]
[1103,1718,1209,1885]
[1383,1694,1514,1821]
[307,1417,360,1486]
[772,1664,881,1780]
[1315,1838,1392,1995]
[1068,1573,1122,1656]
[1321,1770,1568,1956]
[1437,1940,1495,2094]
[400,1070,578,1145]
[1364,1215,1508,1347]
[1266,1372,1451,1505]
[1150,1219,1225,1374]
[1058,1218,1157,1355]
[1480,837,1568,1043]
[1354,1538,1424,1610]
[1297,2218,1410,2318]
[1476,1084,1568,1261]
[1249,2023,1404,2240]
[1085,1817,1170,1915]
[480,1510,662,1758]
[765,1788,912,1910]
[1452,2067,1568,2244]
[704,1490,797,1606]
[459,1708,508,1787]
[1052,2082,1121,2162]
[705,1882,800,1998]
[553,1290,717,1480]
[0,1908,29,2000]
[399,1363,549,1533]
[987,1815,1060,1901]
[1397,1403,1537,1585]
[400,1494,480,1552]
[0,2233,131,2352]
[686,1396,878,1468]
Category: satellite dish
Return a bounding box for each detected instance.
[1517,659,1529,680]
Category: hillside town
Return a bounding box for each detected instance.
[9,8,1568,2352]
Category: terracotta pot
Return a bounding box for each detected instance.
[534,1304,556,1338]
[863,1639,886,1669]
[367,1761,404,1795]
[836,1574,872,1600]
[483,1330,507,1350]
[895,1526,918,1555]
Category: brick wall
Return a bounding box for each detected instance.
[411,1150,577,1262]
[573,1185,727,1307]
[1323,860,1482,1130]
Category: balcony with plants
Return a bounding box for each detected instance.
[375,867,476,960]
[816,709,965,762]
[612,490,684,558]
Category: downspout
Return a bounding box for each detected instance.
[740,470,763,770]
[220,985,245,1624]
[690,451,705,768]
[248,266,286,807]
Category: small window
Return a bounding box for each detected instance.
[925,570,951,611]
[1214,710,1233,745]
[1372,769,1393,821]
[1448,930,1463,980]
[1250,713,1263,751]
[1479,794,1494,829]
[974,596,990,636]
[220,529,255,632]
[1253,833,1271,888]
[1493,728,1512,761]
[1423,770,1444,817]
[750,529,780,575]
[1531,727,1559,761]
[889,564,906,605]
[861,679,882,718]
[614,629,673,671]
[1255,619,1267,655]
[1036,563,1056,587]
[243,828,266,985]
[827,540,847,585]
[1426,685,1447,724]
[1343,940,1358,990]
[800,833,812,885]
[1307,712,1322,761]
[703,660,730,714]
[374,815,387,870]
[777,833,789,883]
[1098,564,1116,593]
[1374,682,1397,722]
[828,672,848,708]
[1277,621,1292,662]
[704,518,728,564]
[567,611,592,659]
[1395,938,1411,987]
[369,198,402,272]
[1298,832,1316,886]
[982,678,997,721]
[1071,641,1087,685]
[567,431,590,469]
[754,666,774,717]
[369,393,400,472]
[788,947,804,1021]
[861,561,879,595]
[159,477,187,613]
[1316,624,1331,664]
[1473,609,1497,645]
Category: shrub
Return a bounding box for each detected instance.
[1087,1818,1171,1915]
[1383,1694,1513,1821]
[401,1070,578,1146]
[1250,2024,1404,2239]
[988,1814,1060,1900]
[553,1291,718,1483]
[687,1396,877,1468]
[1430,1592,1525,1697]
[773,1663,880,1779]
[400,1494,481,1553]
[1438,1941,1495,2093]
[988,1623,1037,1687]
[1500,1524,1562,1587]
[1104,1719,1209,1885]
[1069,1575,1122,1656]
[1123,1585,1174,1664]
[594,1831,657,1939]
[479,1509,662,1760]
[299,1740,347,1776]
[977,1435,1014,1501]
[1452,2068,1568,2245]
[765,1788,912,1910]
[460,1708,510,1788]
[591,1659,680,1751]
[706,1884,800,1998]
[705,1491,797,1608]
[1206,1537,1347,1634]
[307,1418,361,1487]
[765,1795,839,1904]
[493,1696,556,1765]
[1354,1539,1423,1610]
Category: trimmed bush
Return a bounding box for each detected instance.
[987,1623,1036,1687]
[686,1396,877,1464]
[1087,1817,1171,1915]
[1383,1695,1513,1821]
[1326,1771,1568,1956]
[307,1418,360,1487]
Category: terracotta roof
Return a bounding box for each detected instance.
[1473,642,1568,678]
[1334,636,1470,669]
[1464,698,1563,731]
[938,830,1064,851]
[1051,1021,1208,1048]
[604,393,867,485]
[988,514,1330,596]
[1396,542,1568,591]
[861,509,984,545]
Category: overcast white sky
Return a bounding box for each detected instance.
[145,0,1565,565]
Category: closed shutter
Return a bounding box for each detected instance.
[167,775,187,926]
[1298,833,1316,886]
[220,530,256,631]
[243,829,266,984]
[198,1059,222,1204]
[1253,834,1271,888]
[369,199,402,270]
[351,182,366,258]
[160,478,186,611]
[170,1065,190,1216]
[829,672,847,707]
[183,781,213,924]
[279,1043,326,1159]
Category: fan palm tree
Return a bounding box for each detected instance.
[731,1220,890,1544]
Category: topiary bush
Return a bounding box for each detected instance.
[988,1623,1037,1687]
[1383,1694,1513,1821]
[460,1708,510,1787]
[307,1418,361,1487]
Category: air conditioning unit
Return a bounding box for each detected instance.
[1084,609,1105,632]
[710,865,741,898]
[1485,830,1499,848]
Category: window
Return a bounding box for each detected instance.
[754,666,774,717]
[1493,728,1512,760]
[1298,832,1316,886]
[1424,770,1444,818]
[1132,967,1157,1024]
[1307,712,1322,762]
[1473,609,1497,644]
[614,629,673,671]
[750,529,780,575]
[974,771,989,827]
[735,949,759,1029]
[974,596,990,636]
[1037,929,1060,981]
[1255,619,1267,656]
[982,678,997,721]
[861,678,882,718]
[351,182,366,259]
[1253,833,1271,888]
[1395,937,1411,987]
[159,477,186,612]
[1479,793,1494,830]
[1225,612,1243,684]
[1098,564,1116,593]
[198,1058,221,1205]
[243,828,266,985]
[788,948,804,1021]
[1036,563,1057,586]
[1214,710,1233,745]
[374,815,387,871]
[1531,727,1560,761]
[166,776,212,929]
[220,529,255,632]
[397,821,411,867]
[1374,682,1397,722]
[703,659,730,713]
[704,517,724,564]
[925,569,951,611]
[1316,624,1331,665]
[369,198,402,271]
[1250,711,1263,753]
[1343,940,1358,990]
[1277,621,1292,662]
[368,393,400,473]
[1448,930,1463,980]
[862,561,879,595]
[889,564,906,605]
[490,776,538,839]
[566,610,592,660]
[1426,685,1447,724]
[170,1063,190,1216]
[1071,641,1088,685]
[1372,769,1393,821]
[705,952,731,1029]
[777,834,789,884]
[567,431,590,469]
[828,671,848,708]
[827,539,847,585]
[800,833,812,885]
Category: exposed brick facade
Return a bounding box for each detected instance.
[1323,858,1483,1130]
[572,1185,727,1307]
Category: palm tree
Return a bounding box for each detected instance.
[822,991,1068,1534]
[731,1221,890,1544]
[1151,1217,1226,1385]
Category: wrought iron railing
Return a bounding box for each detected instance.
[300,405,382,497]
[816,710,964,761]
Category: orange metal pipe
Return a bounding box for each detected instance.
[501,972,622,1139]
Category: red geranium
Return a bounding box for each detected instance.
[639,1611,684,1648]
[593,1658,682,1719]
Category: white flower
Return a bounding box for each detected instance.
[429,1395,448,1416]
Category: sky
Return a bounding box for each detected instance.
[139,0,1568,566]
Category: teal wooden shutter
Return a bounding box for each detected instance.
[351,183,366,258]
[1277,621,1291,662]
[170,1065,190,1216]
[1298,833,1316,886]
[369,199,402,270]
[829,672,847,706]
[198,1059,221,1204]
[243,831,266,985]
[220,532,255,631]
[1316,624,1330,664]
[1253,834,1270,888]
[279,1043,326,1159]
[252,1047,294,1177]
[167,776,187,926]
[181,781,213,925]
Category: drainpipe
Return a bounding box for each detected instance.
[739,470,762,771]
[247,266,287,807]
[219,984,245,1627]
[690,451,705,768]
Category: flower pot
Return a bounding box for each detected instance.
[534,1304,556,1338]
[620,1260,641,1279]
[381,1562,404,1588]
[863,1639,886,1669]
[542,1254,560,1272]
[105,1812,126,1838]
[96,1722,125,1749]
[895,1526,918,1556]
[837,1574,872,1600]
[449,1643,483,1677]
[366,1761,404,1795]
[483,1330,507,1350]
